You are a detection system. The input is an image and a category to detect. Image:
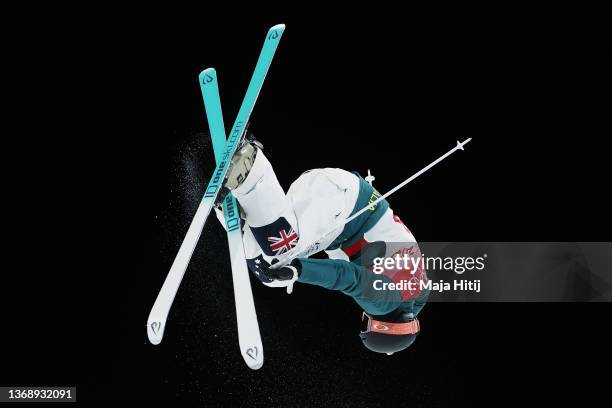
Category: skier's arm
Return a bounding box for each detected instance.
[296,258,402,316]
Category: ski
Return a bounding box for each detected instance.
[199,67,264,370]
[147,24,285,346]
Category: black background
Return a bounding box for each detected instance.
[2,6,610,407]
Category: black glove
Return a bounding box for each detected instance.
[247,256,301,285]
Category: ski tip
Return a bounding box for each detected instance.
[250,361,264,370]
[270,23,286,31]
[242,346,264,370]
[147,320,165,345]
[267,24,285,39]
[198,68,216,85]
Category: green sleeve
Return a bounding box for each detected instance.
[297,258,404,316]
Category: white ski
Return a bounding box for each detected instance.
[147,24,285,346]
[200,67,263,370]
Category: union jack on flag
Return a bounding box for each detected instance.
[267,228,299,255]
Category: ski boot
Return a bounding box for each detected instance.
[214,132,263,208]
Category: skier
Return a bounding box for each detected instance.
[214,136,430,355]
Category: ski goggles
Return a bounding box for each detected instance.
[361,312,420,335]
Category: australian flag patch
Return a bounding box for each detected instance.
[246,255,273,283]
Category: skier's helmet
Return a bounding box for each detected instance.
[359,310,420,355]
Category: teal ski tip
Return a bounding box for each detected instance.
[199,67,216,85]
[268,23,286,37]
